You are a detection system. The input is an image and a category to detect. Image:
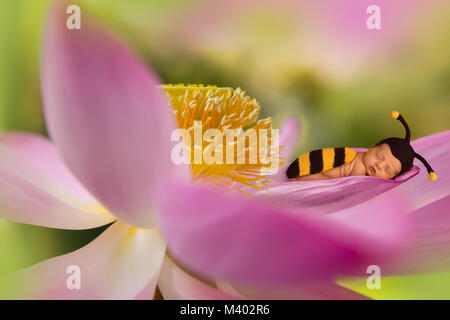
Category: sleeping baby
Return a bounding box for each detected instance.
[286,111,437,182]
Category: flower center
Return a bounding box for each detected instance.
[161,84,283,191]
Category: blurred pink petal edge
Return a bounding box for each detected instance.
[268,116,302,182]
[158,256,243,300]
[3,222,165,299]
[156,179,411,285]
[41,0,187,228]
[0,132,115,229]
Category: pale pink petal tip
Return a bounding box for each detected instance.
[158,256,243,300]
[42,0,188,228]
[0,132,115,229]
[269,117,301,181]
[4,222,165,299]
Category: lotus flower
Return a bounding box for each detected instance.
[1,1,449,300]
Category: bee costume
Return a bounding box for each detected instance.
[286,110,437,181]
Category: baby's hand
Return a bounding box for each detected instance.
[325,153,364,177]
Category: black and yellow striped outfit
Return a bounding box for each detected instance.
[286,147,357,179]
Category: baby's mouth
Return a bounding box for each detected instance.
[370,166,376,175]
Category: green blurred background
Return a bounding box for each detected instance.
[0,0,449,299]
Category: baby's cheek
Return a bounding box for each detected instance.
[376,171,388,179]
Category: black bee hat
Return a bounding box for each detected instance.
[375,111,437,180]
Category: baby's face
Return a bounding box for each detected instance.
[362,143,402,179]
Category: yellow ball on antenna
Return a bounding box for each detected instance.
[429,172,437,181]
[391,110,400,119]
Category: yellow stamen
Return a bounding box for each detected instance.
[161,84,283,190]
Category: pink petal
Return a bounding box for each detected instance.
[0,132,115,229]
[41,0,187,228]
[255,131,448,215]
[254,165,419,214]
[226,280,370,300]
[269,117,301,182]
[156,180,410,286]
[3,222,166,299]
[384,130,450,211]
[337,131,450,276]
[369,131,450,275]
[158,256,243,300]
[382,196,450,275]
